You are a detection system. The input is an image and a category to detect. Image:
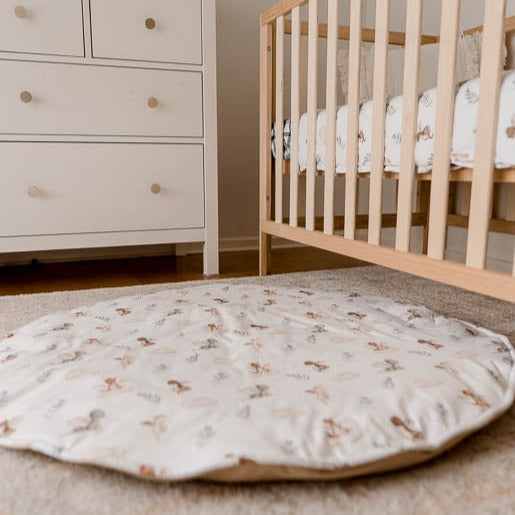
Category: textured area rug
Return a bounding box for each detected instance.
[0,266,514,515]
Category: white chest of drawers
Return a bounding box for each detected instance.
[0,0,219,275]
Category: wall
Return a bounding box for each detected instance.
[215,0,276,243]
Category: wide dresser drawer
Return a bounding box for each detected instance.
[0,143,205,236]
[90,0,202,65]
[0,1,84,57]
[0,61,203,137]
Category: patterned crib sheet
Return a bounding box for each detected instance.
[272,70,515,174]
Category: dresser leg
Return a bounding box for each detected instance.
[203,239,219,277]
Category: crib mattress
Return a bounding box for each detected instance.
[1,283,514,482]
[272,70,515,174]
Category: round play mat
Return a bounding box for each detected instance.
[0,284,514,482]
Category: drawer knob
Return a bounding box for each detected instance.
[20,91,32,103]
[145,17,156,30]
[147,96,159,109]
[14,5,27,18]
[27,186,40,198]
[150,183,161,195]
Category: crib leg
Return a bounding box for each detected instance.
[259,232,272,275]
[417,182,431,254]
[259,21,274,276]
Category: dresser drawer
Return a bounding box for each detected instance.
[0,143,205,236]
[0,61,203,137]
[90,0,202,65]
[0,1,84,57]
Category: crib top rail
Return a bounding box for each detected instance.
[261,0,309,26]
[262,0,515,47]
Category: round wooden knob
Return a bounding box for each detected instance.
[150,183,161,194]
[27,186,40,198]
[14,5,27,19]
[147,97,159,109]
[145,17,156,30]
[20,91,32,103]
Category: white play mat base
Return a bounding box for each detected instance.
[1,284,514,482]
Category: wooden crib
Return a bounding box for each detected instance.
[259,0,515,302]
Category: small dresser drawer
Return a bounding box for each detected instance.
[90,0,202,65]
[0,143,205,237]
[0,1,84,57]
[0,61,203,137]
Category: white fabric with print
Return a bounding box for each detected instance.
[0,284,514,481]
[295,70,515,174]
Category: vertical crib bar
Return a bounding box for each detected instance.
[289,7,301,228]
[275,16,285,224]
[511,182,515,275]
[259,22,273,275]
[344,0,363,240]
[323,0,339,235]
[417,181,431,254]
[512,188,515,273]
[368,0,390,246]
[305,0,319,231]
[466,0,506,269]
[427,0,460,260]
[395,0,423,252]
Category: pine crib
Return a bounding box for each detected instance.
[259,0,515,302]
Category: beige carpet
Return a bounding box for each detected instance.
[0,266,514,515]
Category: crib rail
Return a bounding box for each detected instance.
[283,19,439,46]
[259,0,515,302]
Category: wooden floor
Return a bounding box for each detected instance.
[0,248,366,296]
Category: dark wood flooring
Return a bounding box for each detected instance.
[0,248,366,296]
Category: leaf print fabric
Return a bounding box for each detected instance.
[272,70,515,174]
[451,70,515,169]
[0,284,514,482]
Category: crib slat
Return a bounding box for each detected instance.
[344,0,363,240]
[289,6,301,228]
[305,0,319,231]
[368,0,390,246]
[466,0,506,269]
[427,0,460,260]
[323,0,339,235]
[395,0,423,252]
[511,186,515,275]
[259,23,273,275]
[275,16,285,224]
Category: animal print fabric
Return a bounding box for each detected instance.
[0,284,514,482]
[272,70,515,174]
